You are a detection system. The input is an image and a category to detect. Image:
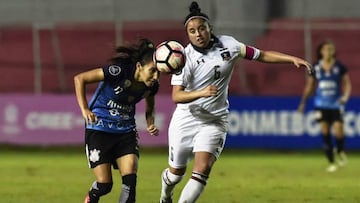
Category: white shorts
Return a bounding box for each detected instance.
[168,108,227,169]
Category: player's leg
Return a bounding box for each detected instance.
[84,129,114,203]
[178,124,226,203]
[160,166,186,203]
[178,152,216,203]
[160,111,196,203]
[85,164,113,203]
[116,154,138,203]
[114,130,140,203]
[320,121,336,172]
[333,120,347,166]
[160,144,192,202]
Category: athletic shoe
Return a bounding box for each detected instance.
[160,197,173,203]
[84,194,90,203]
[337,151,348,167]
[326,164,338,173]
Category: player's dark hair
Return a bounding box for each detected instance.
[184,1,210,26]
[316,39,336,60]
[111,38,155,65]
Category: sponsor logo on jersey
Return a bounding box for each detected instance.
[114,86,123,94]
[318,80,337,89]
[196,58,205,65]
[109,65,121,76]
[107,100,133,112]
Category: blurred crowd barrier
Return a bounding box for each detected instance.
[1,94,360,149]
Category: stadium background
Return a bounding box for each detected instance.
[1,0,359,148]
[1,1,360,202]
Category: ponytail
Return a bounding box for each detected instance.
[111,38,155,65]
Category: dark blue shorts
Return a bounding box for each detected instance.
[314,108,343,124]
[85,129,139,169]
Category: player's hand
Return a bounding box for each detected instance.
[339,96,348,105]
[201,85,217,97]
[82,108,98,125]
[147,124,159,136]
[293,58,312,75]
[297,103,305,114]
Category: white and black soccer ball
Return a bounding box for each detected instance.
[154,40,186,74]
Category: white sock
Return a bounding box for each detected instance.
[160,168,183,200]
[178,172,208,203]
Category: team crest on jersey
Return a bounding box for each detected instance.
[220,50,231,61]
[124,79,132,88]
[333,66,339,75]
[109,65,121,76]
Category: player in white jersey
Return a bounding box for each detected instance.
[159,2,312,203]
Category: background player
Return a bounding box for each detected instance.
[159,1,312,203]
[74,38,159,203]
[298,39,352,172]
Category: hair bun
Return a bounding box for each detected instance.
[139,38,154,50]
[147,42,154,49]
[189,1,201,13]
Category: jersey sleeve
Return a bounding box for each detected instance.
[340,63,348,76]
[230,36,260,60]
[310,63,319,79]
[149,81,159,96]
[102,64,124,84]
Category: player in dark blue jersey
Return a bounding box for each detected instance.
[74,39,160,203]
[298,39,352,172]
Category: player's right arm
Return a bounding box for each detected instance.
[339,73,352,104]
[74,68,104,123]
[298,76,316,113]
[172,85,217,104]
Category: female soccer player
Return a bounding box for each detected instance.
[298,39,351,172]
[159,2,312,203]
[74,39,160,203]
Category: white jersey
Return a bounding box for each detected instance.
[171,35,259,120]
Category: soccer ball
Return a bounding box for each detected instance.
[154,40,186,74]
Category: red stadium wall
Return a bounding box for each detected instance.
[242,18,360,95]
[0,19,359,95]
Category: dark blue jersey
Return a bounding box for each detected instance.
[312,60,347,109]
[86,63,159,133]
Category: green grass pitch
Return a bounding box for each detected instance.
[1,147,360,203]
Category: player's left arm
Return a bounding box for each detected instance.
[145,95,159,136]
[339,73,352,104]
[257,50,312,74]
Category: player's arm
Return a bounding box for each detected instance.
[339,73,352,104]
[257,50,312,74]
[74,68,104,123]
[172,85,217,103]
[145,95,159,136]
[298,76,316,113]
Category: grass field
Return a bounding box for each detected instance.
[1,146,360,203]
